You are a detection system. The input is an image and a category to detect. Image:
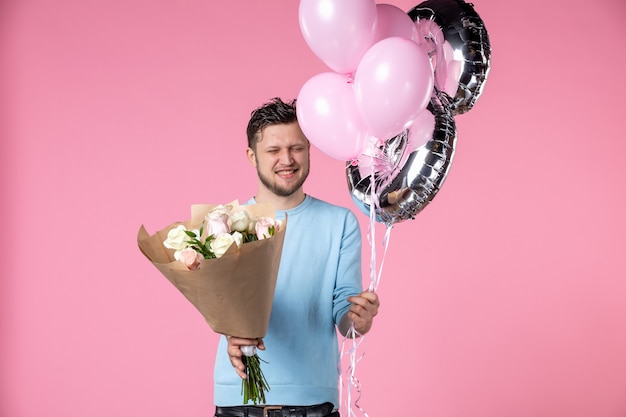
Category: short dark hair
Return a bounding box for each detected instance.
[246,97,297,149]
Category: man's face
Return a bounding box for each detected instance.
[247,122,310,197]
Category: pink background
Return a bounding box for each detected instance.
[2,1,626,416]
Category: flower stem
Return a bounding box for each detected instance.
[241,354,270,405]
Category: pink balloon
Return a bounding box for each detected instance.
[353,37,434,140]
[357,108,434,178]
[413,17,445,51]
[373,4,418,44]
[439,40,463,97]
[407,109,435,151]
[296,72,369,161]
[355,136,384,179]
[413,18,461,96]
[299,0,377,74]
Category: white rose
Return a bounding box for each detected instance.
[232,231,243,248]
[163,225,191,251]
[210,233,237,258]
[230,210,251,232]
[210,204,232,217]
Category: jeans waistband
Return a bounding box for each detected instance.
[215,402,336,417]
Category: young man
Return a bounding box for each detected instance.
[213,98,379,417]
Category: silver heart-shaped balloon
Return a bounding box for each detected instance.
[408,0,492,115]
[347,90,457,226]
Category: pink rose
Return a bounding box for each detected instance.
[178,247,202,270]
[255,217,279,240]
[206,210,230,236]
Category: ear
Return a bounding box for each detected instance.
[246,147,257,167]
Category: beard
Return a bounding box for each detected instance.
[257,162,310,197]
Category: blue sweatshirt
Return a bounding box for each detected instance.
[213,195,363,408]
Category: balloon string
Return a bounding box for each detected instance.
[367,146,393,293]
[341,151,393,417]
[340,323,368,417]
[369,226,391,292]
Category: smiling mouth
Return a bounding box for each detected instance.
[276,168,297,177]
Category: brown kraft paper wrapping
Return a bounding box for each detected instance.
[137,202,287,339]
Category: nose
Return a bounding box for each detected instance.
[278,149,294,165]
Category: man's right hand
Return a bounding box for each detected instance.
[226,336,265,379]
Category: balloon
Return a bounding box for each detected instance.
[356,108,434,179]
[297,72,369,161]
[372,4,418,44]
[353,36,434,140]
[299,0,377,74]
[408,0,492,115]
[406,108,436,150]
[411,18,447,86]
[347,90,456,226]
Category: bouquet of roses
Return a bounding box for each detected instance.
[137,201,287,405]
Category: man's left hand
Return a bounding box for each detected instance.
[346,291,380,335]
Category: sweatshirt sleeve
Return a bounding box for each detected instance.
[332,209,363,326]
